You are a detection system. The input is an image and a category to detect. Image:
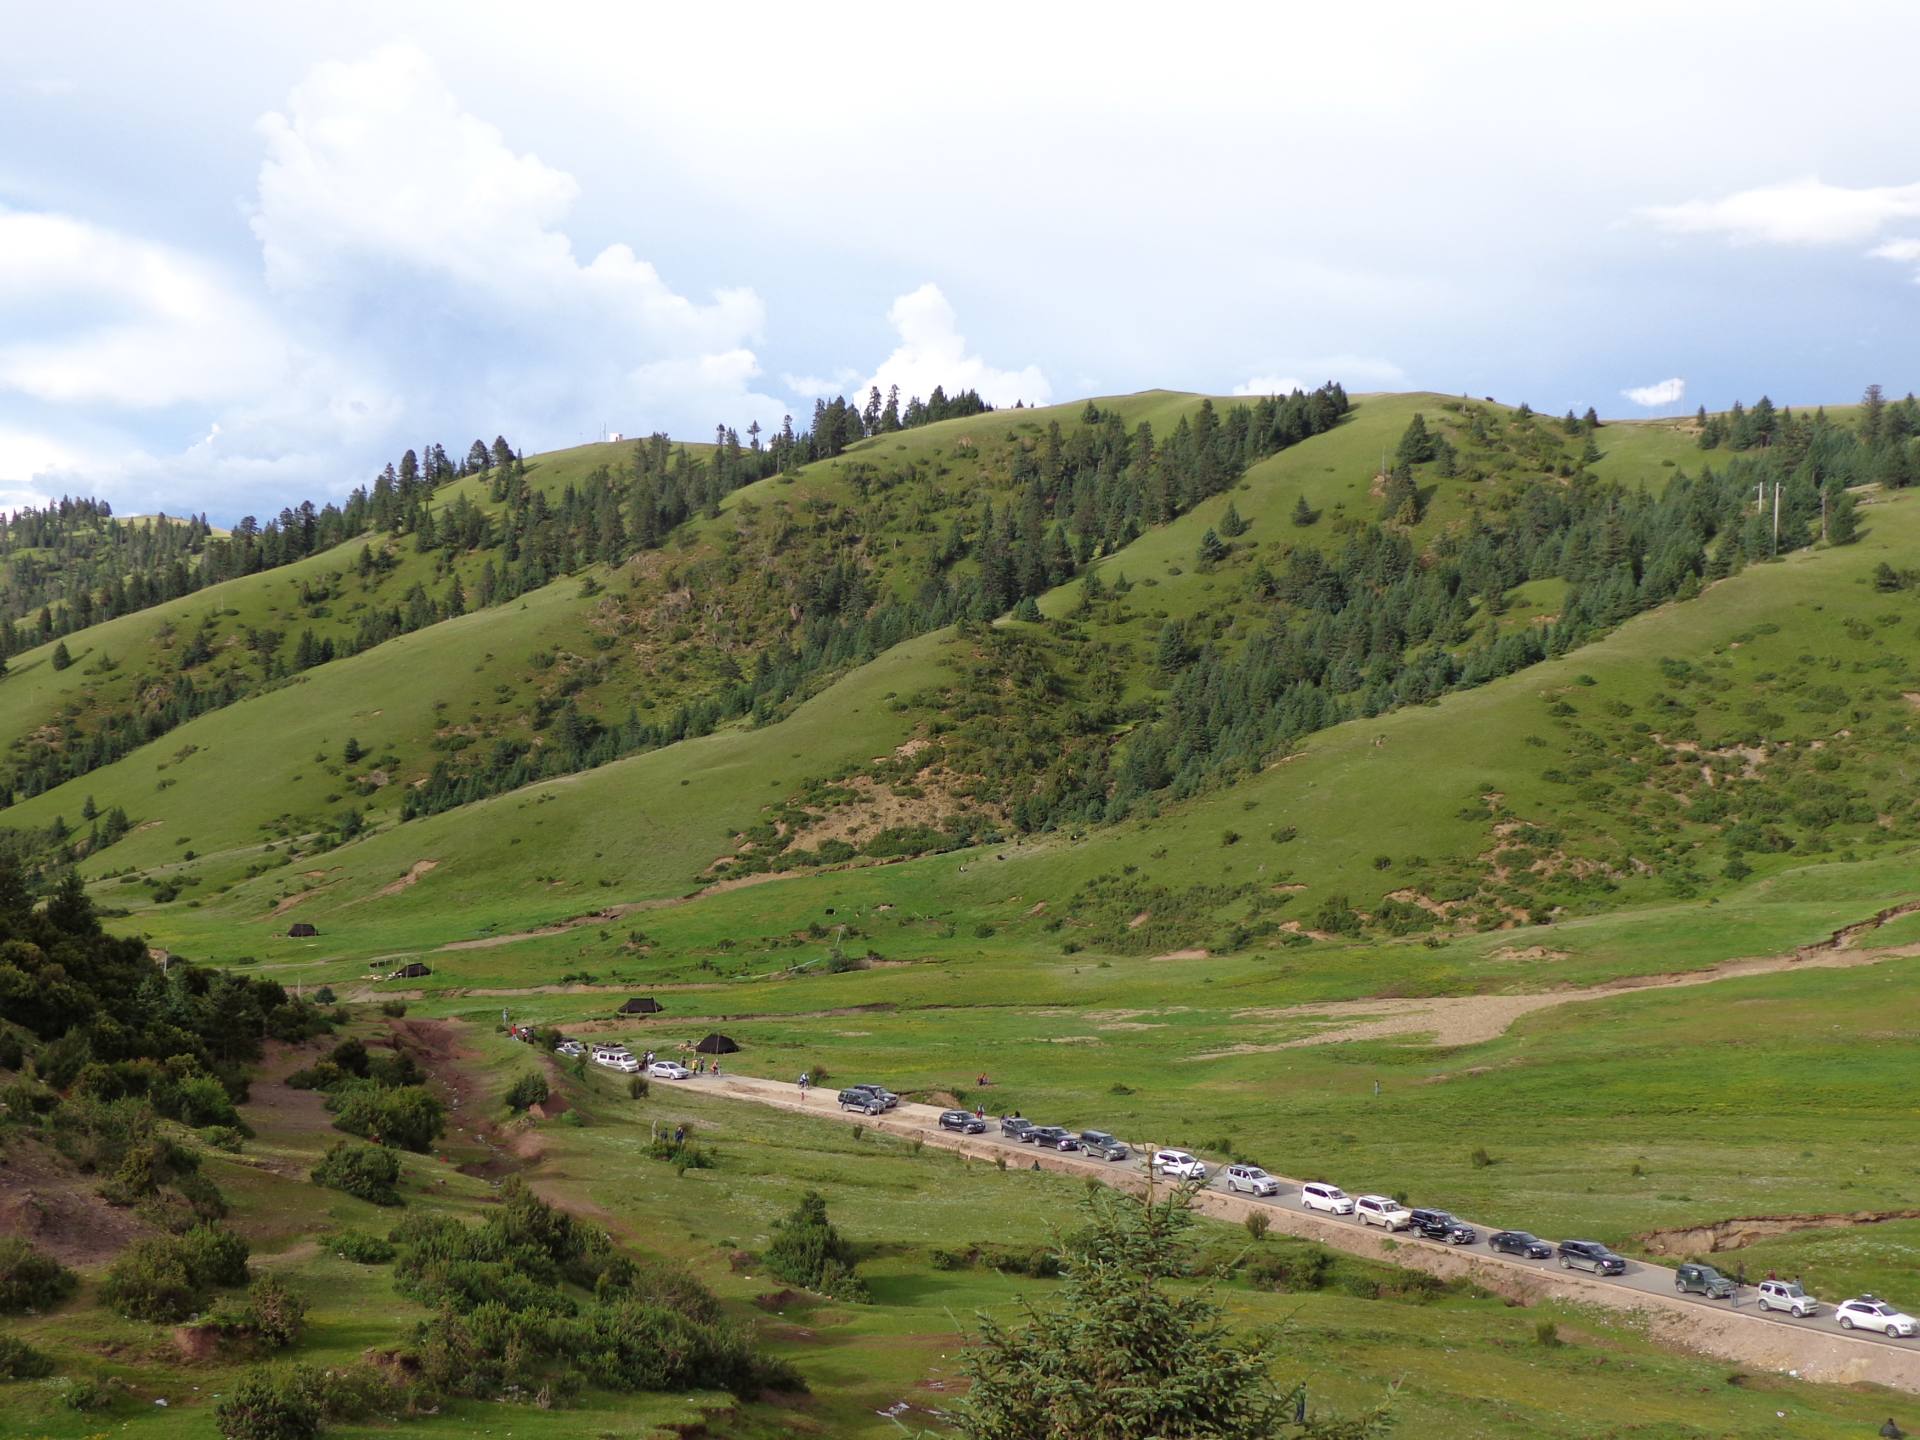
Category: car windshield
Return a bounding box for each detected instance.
[1510,1233,1538,1244]
[1242,1168,1268,1178]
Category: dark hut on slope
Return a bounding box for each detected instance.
[392,962,432,980]
[693,1032,740,1055]
[618,997,664,1015]
[288,922,319,938]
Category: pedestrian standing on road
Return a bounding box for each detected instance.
[1373,1080,1380,1096]
[712,1060,722,1077]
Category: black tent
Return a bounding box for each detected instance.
[693,1032,740,1055]
[618,997,664,1015]
[288,922,319,938]
[395,962,432,979]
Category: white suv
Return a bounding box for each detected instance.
[1153,1149,1208,1181]
[1836,1297,1917,1336]
[1300,1182,1355,1215]
[591,1046,638,1072]
[1755,1280,1818,1317]
[1224,1165,1280,1197]
[1355,1195,1413,1230]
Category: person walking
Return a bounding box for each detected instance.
[797,1071,810,1098]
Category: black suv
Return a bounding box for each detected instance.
[837,1088,886,1114]
[1674,1262,1737,1299]
[1407,1208,1477,1245]
[844,1084,898,1111]
[1000,1116,1034,1141]
[1026,1126,1081,1151]
[1488,1231,1553,1259]
[938,1109,986,1134]
[1078,1130,1130,1161]
[1557,1240,1628,1276]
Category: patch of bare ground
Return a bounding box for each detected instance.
[370,859,438,898]
[1202,899,1920,1056]
[0,1140,154,1268]
[1486,945,1569,963]
[270,886,328,917]
[1637,1209,1920,1257]
[1147,947,1208,962]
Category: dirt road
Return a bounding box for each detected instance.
[691,1073,1920,1396]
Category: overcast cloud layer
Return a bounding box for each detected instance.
[3,1,1919,519]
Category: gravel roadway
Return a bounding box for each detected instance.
[692,1072,1920,1395]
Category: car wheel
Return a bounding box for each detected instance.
[1559,1257,1570,1269]
[1840,1316,1853,1330]
[1675,1280,1685,1292]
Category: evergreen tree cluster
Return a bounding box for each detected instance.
[0,437,513,659]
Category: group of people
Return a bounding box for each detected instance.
[639,1048,720,1076]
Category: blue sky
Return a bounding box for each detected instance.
[4,0,1919,521]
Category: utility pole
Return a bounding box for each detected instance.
[1772,480,1781,556]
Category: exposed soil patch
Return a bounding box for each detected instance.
[1207,902,1920,1055]
[1637,1208,1920,1256]
[270,886,327,917]
[370,859,439,898]
[0,1140,154,1268]
[1148,948,1208,962]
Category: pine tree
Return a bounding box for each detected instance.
[1218,500,1249,537]
[1195,528,1228,568]
[1291,494,1317,527]
[957,1184,1385,1440]
[50,641,72,671]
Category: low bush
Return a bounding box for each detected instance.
[330,1231,395,1264]
[627,1074,650,1099]
[504,1072,549,1112]
[0,1236,78,1312]
[326,1083,444,1153]
[100,1224,251,1322]
[312,1141,403,1206]
[379,1001,407,1018]
[764,1191,868,1302]
[199,1274,308,1351]
[1243,1210,1271,1242]
[0,1332,54,1380]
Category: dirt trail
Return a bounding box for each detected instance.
[700,1074,1920,1395]
[1202,899,1920,1055]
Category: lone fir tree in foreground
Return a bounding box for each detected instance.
[957,1183,1389,1439]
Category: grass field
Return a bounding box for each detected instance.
[8,392,1920,1437]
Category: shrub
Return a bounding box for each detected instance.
[312,1141,403,1206]
[627,1075,649,1100]
[1243,1210,1271,1242]
[203,1275,308,1350]
[504,1072,550,1112]
[1470,1146,1494,1169]
[202,1125,247,1153]
[1535,1319,1563,1347]
[330,1231,395,1264]
[0,1236,78,1313]
[181,1224,252,1287]
[379,1001,407,1018]
[101,1225,250,1322]
[765,1191,868,1302]
[312,987,335,1006]
[327,1083,444,1153]
[0,1332,54,1380]
[216,1367,321,1440]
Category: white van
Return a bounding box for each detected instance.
[1300,1182,1355,1215]
[591,1046,639,1073]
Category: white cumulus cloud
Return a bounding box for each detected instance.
[1639,177,1920,247]
[0,207,292,410]
[1621,377,1686,408]
[864,283,1049,408]
[251,43,764,359]
[1234,354,1405,396]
